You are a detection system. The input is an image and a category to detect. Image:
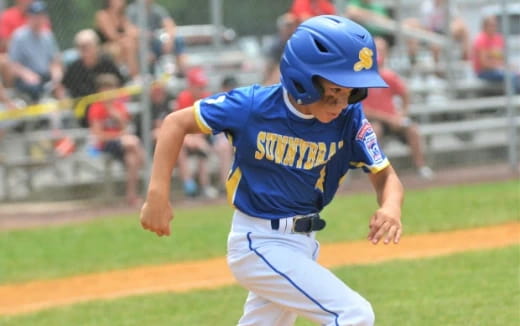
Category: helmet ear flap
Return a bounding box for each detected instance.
[280,66,322,104]
[311,78,367,104]
[348,88,368,104]
[312,77,324,98]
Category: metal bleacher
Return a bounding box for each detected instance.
[1,8,519,201]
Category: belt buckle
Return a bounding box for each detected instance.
[291,214,315,234]
[291,215,306,233]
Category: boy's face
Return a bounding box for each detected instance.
[303,79,353,123]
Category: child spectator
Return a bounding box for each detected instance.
[174,67,217,198]
[133,82,172,143]
[472,15,520,93]
[88,73,144,205]
[363,37,434,180]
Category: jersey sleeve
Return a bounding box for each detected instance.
[348,105,390,173]
[193,86,254,136]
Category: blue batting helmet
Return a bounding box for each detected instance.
[280,15,388,105]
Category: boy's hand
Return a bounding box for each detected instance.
[367,206,402,245]
[140,198,173,237]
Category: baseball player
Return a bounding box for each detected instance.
[140,15,404,326]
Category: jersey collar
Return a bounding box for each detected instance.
[283,88,314,120]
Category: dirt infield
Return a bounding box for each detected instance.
[0,222,518,316]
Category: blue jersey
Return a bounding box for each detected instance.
[194,84,390,219]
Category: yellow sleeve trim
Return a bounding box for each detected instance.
[193,100,213,134]
[350,158,391,173]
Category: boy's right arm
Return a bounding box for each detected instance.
[140,106,204,236]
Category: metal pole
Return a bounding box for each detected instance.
[393,0,406,70]
[500,0,518,171]
[443,0,456,99]
[137,0,153,188]
[210,0,223,51]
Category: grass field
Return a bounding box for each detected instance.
[1,245,518,326]
[0,180,518,284]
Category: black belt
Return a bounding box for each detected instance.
[270,214,326,233]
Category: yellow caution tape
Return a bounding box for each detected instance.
[0,77,170,122]
[73,84,141,119]
[0,98,73,121]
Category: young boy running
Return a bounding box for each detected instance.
[140,15,404,326]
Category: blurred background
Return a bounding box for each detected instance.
[0,0,518,204]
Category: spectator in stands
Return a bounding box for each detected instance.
[63,29,126,99]
[0,0,42,85]
[473,15,520,94]
[290,0,336,23]
[0,0,36,44]
[174,67,217,198]
[126,0,187,77]
[94,0,139,78]
[363,37,434,180]
[8,1,64,102]
[263,13,298,85]
[88,73,144,206]
[405,0,470,65]
[134,81,172,143]
[62,29,126,126]
[345,0,394,47]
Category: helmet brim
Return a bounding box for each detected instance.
[317,69,388,89]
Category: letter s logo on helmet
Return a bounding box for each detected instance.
[280,15,388,105]
[354,47,374,72]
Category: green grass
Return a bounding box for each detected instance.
[1,245,518,326]
[0,180,518,284]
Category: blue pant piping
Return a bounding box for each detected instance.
[246,232,339,326]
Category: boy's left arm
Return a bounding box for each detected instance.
[367,165,404,245]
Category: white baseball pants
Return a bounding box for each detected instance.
[227,210,375,326]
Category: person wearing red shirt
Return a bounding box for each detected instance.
[174,67,217,198]
[0,0,51,85]
[88,73,144,205]
[290,0,336,23]
[0,0,34,49]
[472,15,519,93]
[363,37,433,179]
